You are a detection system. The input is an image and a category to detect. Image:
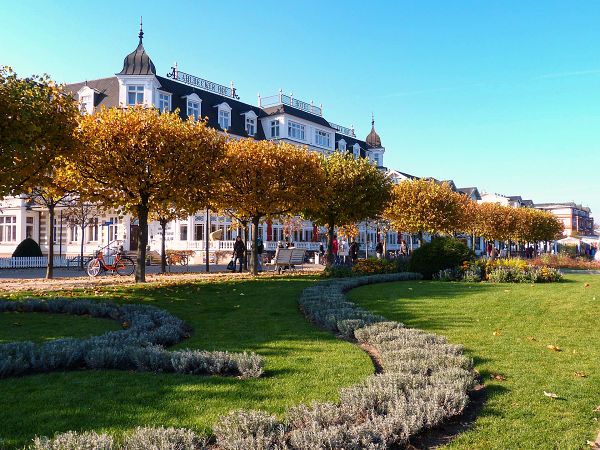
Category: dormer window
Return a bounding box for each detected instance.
[353,143,360,159]
[315,130,331,148]
[187,101,200,120]
[182,93,202,120]
[127,85,144,106]
[242,110,258,136]
[338,139,347,152]
[158,92,171,112]
[80,95,93,114]
[214,102,232,130]
[246,117,255,135]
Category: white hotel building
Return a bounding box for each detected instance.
[0,29,414,260]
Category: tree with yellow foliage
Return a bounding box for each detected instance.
[384,179,474,246]
[0,67,79,196]
[303,152,392,265]
[71,106,227,282]
[217,139,324,275]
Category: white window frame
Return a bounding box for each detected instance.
[215,102,232,130]
[353,143,360,159]
[315,130,331,148]
[270,120,280,138]
[288,121,305,140]
[183,93,202,120]
[127,85,145,106]
[242,111,258,136]
[25,216,34,239]
[0,216,17,242]
[158,91,171,112]
[338,139,346,152]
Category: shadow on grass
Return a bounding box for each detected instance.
[1,276,380,447]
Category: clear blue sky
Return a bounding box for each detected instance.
[2,1,599,218]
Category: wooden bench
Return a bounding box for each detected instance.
[267,248,306,273]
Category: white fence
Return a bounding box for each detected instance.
[0,257,82,269]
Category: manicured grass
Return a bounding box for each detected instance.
[0,277,373,448]
[349,274,600,449]
[0,311,120,343]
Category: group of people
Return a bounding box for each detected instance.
[231,235,264,273]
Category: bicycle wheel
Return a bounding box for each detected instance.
[116,257,135,276]
[86,258,102,277]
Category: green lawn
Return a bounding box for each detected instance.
[0,277,373,448]
[349,274,600,449]
[0,311,119,343]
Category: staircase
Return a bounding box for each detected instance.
[125,250,162,266]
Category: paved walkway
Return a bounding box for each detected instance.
[0,263,323,292]
[560,269,600,275]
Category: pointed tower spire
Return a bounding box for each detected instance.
[138,16,144,44]
[371,112,375,128]
[366,113,382,148]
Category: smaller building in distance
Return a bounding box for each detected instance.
[535,202,595,237]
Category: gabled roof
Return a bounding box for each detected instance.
[335,133,370,158]
[458,187,481,200]
[65,77,120,109]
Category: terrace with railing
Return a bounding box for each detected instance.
[258,89,322,116]
[329,122,355,137]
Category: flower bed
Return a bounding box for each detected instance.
[434,258,562,283]
[0,297,264,379]
[532,253,600,270]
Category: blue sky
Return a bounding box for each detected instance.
[2,1,599,218]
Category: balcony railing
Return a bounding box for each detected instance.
[167,66,239,99]
[259,90,322,116]
[329,122,355,137]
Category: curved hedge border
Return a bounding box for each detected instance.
[0,297,264,379]
[213,272,477,449]
[18,273,476,449]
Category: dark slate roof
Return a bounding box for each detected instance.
[395,170,419,180]
[508,195,523,202]
[262,104,333,128]
[458,187,481,200]
[117,40,156,75]
[65,77,120,109]
[155,75,266,140]
[334,133,370,158]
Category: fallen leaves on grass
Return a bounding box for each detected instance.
[493,331,501,336]
[592,405,600,412]
[584,283,590,287]
[490,374,506,381]
[546,345,560,352]
[543,391,558,399]
[586,441,599,448]
[574,372,587,378]
[526,336,536,341]
[13,322,22,326]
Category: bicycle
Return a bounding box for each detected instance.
[86,250,135,277]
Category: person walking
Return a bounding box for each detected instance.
[232,236,245,273]
[338,238,348,265]
[375,240,384,260]
[332,236,339,265]
[349,239,359,265]
[256,236,264,272]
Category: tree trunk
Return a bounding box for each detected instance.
[46,206,55,279]
[472,232,476,251]
[135,203,149,283]
[160,219,167,274]
[508,240,512,258]
[326,223,335,266]
[80,224,85,269]
[417,231,423,248]
[251,216,260,276]
[242,220,249,271]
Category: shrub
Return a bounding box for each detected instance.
[213,410,288,449]
[0,297,264,379]
[12,238,43,258]
[31,431,114,449]
[408,237,475,279]
[123,426,208,450]
[352,258,401,276]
